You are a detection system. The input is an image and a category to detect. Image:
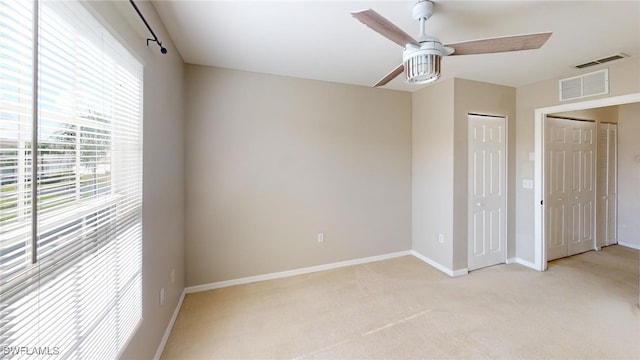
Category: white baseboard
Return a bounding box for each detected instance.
[506,257,538,270]
[185,250,413,294]
[410,250,468,277]
[450,267,468,277]
[618,241,640,250]
[153,289,186,360]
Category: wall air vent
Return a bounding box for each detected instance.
[559,69,608,102]
[574,53,628,69]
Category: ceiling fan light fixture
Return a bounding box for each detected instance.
[403,42,441,85]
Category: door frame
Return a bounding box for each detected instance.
[533,93,640,271]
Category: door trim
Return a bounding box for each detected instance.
[533,93,640,271]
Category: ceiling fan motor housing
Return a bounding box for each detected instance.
[412,0,433,21]
[403,38,442,84]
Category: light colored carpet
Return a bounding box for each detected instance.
[161,245,640,359]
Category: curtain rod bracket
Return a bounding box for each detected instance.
[130,0,167,55]
[147,38,167,54]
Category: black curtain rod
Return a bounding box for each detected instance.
[129,0,167,54]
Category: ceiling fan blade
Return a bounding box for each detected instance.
[352,9,419,48]
[374,64,404,87]
[445,32,552,56]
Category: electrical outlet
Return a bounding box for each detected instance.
[317,233,324,243]
[438,233,444,244]
[159,288,165,305]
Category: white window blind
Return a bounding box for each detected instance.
[1,0,143,358]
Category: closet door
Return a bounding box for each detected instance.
[545,118,570,261]
[468,114,506,271]
[607,124,617,246]
[597,123,618,246]
[545,117,596,261]
[567,120,595,256]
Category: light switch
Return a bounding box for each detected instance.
[522,179,534,189]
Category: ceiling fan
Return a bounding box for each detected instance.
[351,0,552,87]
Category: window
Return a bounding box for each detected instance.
[1,0,143,358]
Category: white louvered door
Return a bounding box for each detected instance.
[597,123,618,247]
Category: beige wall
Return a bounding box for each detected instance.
[412,80,455,269]
[184,66,412,286]
[83,1,186,359]
[412,79,515,272]
[618,103,640,249]
[515,57,640,263]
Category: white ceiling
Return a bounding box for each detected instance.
[152,1,640,92]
